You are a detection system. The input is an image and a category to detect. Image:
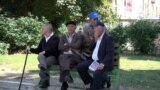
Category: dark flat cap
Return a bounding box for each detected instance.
[94,21,105,27]
[65,21,76,26]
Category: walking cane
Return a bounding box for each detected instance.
[18,48,29,90]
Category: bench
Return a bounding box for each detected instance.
[46,43,120,89]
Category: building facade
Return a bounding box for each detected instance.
[112,0,160,19]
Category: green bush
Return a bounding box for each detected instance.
[57,23,67,36]
[126,20,160,54]
[0,15,48,53]
[0,42,10,54]
[110,25,127,49]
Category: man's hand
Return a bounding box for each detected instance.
[25,46,30,53]
[97,63,105,70]
[39,51,45,55]
[89,36,94,41]
[64,43,69,46]
[64,43,68,46]
[64,43,70,48]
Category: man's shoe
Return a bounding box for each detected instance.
[38,79,42,86]
[64,74,74,83]
[61,82,68,90]
[101,80,106,89]
[106,77,111,88]
[85,88,90,90]
[39,80,50,89]
[39,79,50,86]
[84,84,90,90]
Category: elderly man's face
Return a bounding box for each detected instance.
[67,24,76,34]
[94,26,104,39]
[42,25,52,36]
[42,26,49,35]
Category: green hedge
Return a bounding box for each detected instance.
[110,25,127,49]
[111,20,160,55]
[0,42,10,54]
[0,15,48,53]
[126,20,160,54]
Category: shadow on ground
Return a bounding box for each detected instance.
[0,67,120,90]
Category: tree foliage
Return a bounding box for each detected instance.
[0,15,48,53]
[0,0,117,54]
[0,0,115,27]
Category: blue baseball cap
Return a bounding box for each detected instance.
[94,21,105,27]
[89,11,99,19]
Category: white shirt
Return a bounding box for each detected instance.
[66,33,75,44]
[45,32,54,42]
[63,33,75,54]
[92,32,105,61]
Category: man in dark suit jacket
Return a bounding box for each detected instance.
[77,22,114,90]
[26,24,59,88]
[58,21,83,90]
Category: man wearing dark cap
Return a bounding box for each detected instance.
[82,12,112,88]
[26,23,59,88]
[77,22,114,90]
[58,21,83,90]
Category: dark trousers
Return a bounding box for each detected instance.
[59,54,81,82]
[77,60,105,90]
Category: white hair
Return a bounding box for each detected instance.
[43,24,53,32]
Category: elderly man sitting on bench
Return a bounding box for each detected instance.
[26,23,59,88]
[58,21,83,90]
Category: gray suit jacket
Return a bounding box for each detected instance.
[58,33,83,54]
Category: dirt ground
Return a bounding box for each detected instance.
[0,67,158,90]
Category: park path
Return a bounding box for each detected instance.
[0,68,84,90]
[0,67,156,90]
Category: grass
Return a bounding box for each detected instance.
[111,68,120,90]
[120,54,160,90]
[0,54,38,72]
[0,54,160,90]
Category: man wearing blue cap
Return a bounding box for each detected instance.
[77,21,114,90]
[82,11,109,59]
[83,11,109,39]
